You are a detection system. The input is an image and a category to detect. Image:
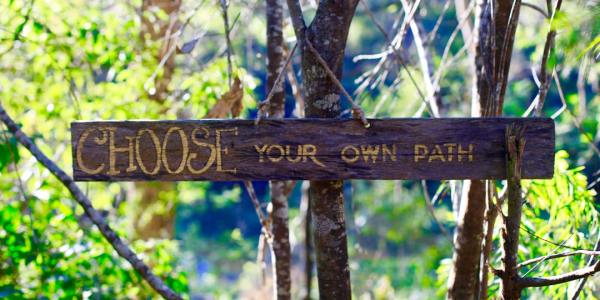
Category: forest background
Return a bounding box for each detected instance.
[1,0,600,298]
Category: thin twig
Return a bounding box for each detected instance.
[243,181,273,239]
[521,233,573,276]
[143,1,207,92]
[304,38,370,127]
[220,0,233,86]
[358,0,434,117]
[256,232,268,284]
[519,250,600,268]
[432,0,476,88]
[553,71,600,158]
[285,47,305,118]
[522,2,549,18]
[421,181,452,244]
[285,0,307,42]
[0,104,182,300]
[424,0,452,45]
[255,43,298,124]
[520,224,582,251]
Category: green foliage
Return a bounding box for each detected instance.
[483,151,599,299]
[0,184,189,298]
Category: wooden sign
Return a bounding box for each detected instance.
[71,118,554,181]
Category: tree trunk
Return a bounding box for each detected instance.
[297,1,359,298]
[447,180,486,299]
[266,0,292,298]
[448,0,522,298]
[299,180,314,299]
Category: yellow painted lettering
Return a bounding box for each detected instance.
[285,145,303,163]
[302,144,326,167]
[360,145,380,163]
[444,143,457,162]
[458,143,474,162]
[187,127,216,174]
[215,128,237,173]
[254,144,268,162]
[381,144,397,162]
[135,129,161,175]
[267,144,285,162]
[414,144,428,162]
[340,145,360,163]
[76,127,107,175]
[428,145,446,162]
[107,127,137,175]
[160,127,188,174]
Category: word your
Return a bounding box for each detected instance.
[76,127,237,175]
[254,144,326,167]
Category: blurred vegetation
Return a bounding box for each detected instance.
[0,0,599,299]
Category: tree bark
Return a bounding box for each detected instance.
[447,180,486,300]
[448,1,522,298]
[501,125,525,300]
[266,0,292,298]
[286,0,359,298]
[299,180,314,299]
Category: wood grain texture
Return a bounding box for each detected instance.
[71,118,555,181]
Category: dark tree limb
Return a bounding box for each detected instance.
[479,182,502,299]
[266,0,292,297]
[284,0,306,42]
[571,234,600,299]
[534,0,563,116]
[449,0,523,297]
[500,124,526,300]
[519,261,600,288]
[0,103,182,300]
[220,0,233,86]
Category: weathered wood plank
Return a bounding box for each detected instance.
[71,118,555,181]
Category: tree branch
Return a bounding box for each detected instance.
[304,38,369,127]
[243,181,273,240]
[0,103,182,300]
[572,234,600,299]
[285,0,306,42]
[256,43,297,124]
[534,0,563,116]
[358,0,434,117]
[220,0,234,86]
[500,124,526,299]
[519,250,600,268]
[421,181,452,243]
[522,2,549,18]
[519,261,600,288]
